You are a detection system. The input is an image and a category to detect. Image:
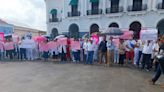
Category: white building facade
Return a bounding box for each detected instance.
[45,0,164,39]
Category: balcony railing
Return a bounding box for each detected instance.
[127,4,147,12]
[157,3,164,9]
[87,9,103,15]
[106,6,124,14]
[68,11,80,17]
[49,18,59,22]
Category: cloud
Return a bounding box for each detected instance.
[0,0,46,31]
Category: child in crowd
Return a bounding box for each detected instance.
[4,39,14,60]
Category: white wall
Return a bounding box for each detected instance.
[45,0,164,34]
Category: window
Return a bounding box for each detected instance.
[132,0,142,11]
[72,5,78,13]
[111,0,119,13]
[92,2,99,10]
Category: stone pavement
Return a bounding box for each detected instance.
[0,61,163,92]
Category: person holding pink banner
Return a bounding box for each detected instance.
[71,39,81,63]
[4,39,14,60]
[42,40,49,61]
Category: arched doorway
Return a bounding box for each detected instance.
[129,21,142,39]
[90,24,99,35]
[109,23,119,28]
[69,24,79,38]
[51,28,58,39]
[157,19,164,36]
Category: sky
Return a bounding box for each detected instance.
[0,0,46,31]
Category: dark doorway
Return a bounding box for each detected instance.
[129,21,142,39]
[90,24,99,35]
[69,24,79,38]
[157,19,164,36]
[51,28,58,39]
[111,0,119,13]
[132,0,142,11]
[109,23,119,28]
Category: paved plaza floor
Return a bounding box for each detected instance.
[0,61,163,92]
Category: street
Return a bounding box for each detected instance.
[0,61,163,92]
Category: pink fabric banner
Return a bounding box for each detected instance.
[4,42,14,50]
[120,31,133,40]
[47,41,58,49]
[42,43,49,52]
[71,41,81,50]
[58,38,67,45]
[91,34,99,44]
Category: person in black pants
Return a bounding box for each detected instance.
[118,39,125,65]
[149,36,164,85]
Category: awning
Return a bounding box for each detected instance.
[50,9,57,14]
[69,0,78,5]
[90,0,99,3]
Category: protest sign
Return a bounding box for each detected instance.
[58,37,67,45]
[140,29,158,40]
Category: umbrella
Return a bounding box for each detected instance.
[34,36,47,43]
[55,35,66,39]
[99,27,123,36]
[120,31,134,40]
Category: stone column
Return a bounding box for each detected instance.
[123,0,128,12]
[102,0,106,14]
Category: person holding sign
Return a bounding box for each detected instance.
[4,38,14,60]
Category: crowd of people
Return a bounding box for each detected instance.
[0,33,163,85]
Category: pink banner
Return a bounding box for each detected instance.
[120,31,133,40]
[91,34,99,44]
[47,41,58,49]
[42,43,49,52]
[58,38,67,45]
[71,41,81,50]
[4,42,14,50]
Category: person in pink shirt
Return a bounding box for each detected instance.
[42,40,49,61]
[4,39,14,60]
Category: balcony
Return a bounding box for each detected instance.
[49,18,60,22]
[127,4,147,12]
[157,3,164,10]
[68,11,80,17]
[87,9,103,15]
[106,6,124,14]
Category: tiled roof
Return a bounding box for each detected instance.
[0,19,8,24]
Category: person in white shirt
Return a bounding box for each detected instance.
[141,40,154,71]
[59,44,67,61]
[83,38,89,63]
[19,37,27,61]
[24,37,36,61]
[86,39,94,65]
